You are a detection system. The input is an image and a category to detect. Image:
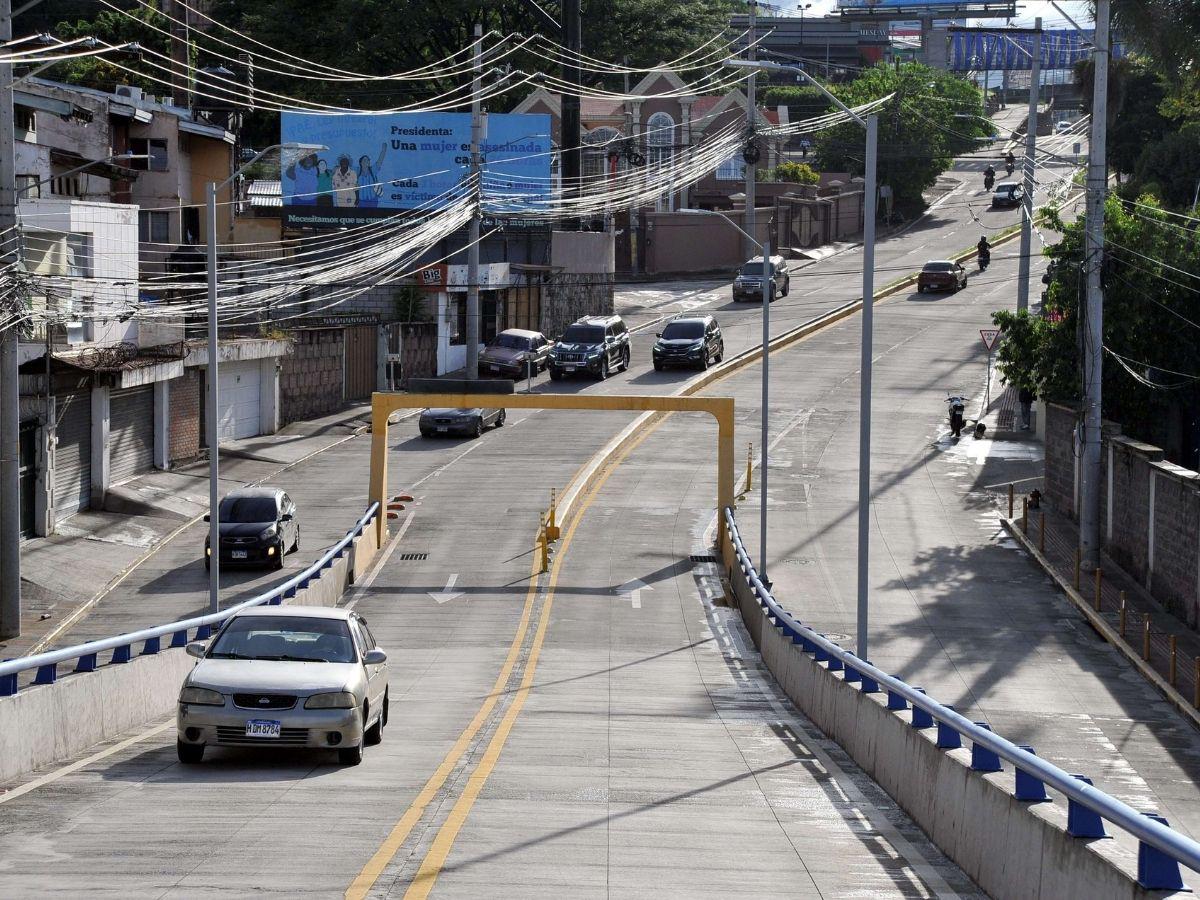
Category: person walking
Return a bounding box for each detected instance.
[1018,385,1035,430]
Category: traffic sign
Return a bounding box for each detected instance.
[980,329,1001,351]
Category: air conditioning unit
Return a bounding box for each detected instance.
[115,85,143,102]
[65,321,86,345]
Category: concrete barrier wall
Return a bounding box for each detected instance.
[0,521,379,787]
[728,561,1160,900]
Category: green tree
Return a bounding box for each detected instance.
[761,84,832,121]
[769,161,819,184]
[813,62,988,217]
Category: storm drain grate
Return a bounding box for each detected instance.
[690,554,718,563]
[398,552,428,561]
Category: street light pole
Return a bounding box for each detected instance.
[466,22,482,380]
[1017,18,1042,312]
[744,0,757,259]
[0,0,20,638]
[759,234,770,584]
[856,114,878,660]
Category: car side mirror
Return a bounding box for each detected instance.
[185,641,206,659]
[363,648,388,665]
[202,514,210,522]
[655,332,662,338]
[280,513,293,522]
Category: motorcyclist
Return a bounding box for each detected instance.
[977,235,992,269]
[1005,151,1016,174]
[984,164,996,189]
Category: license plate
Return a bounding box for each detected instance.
[490,365,499,372]
[564,365,575,373]
[437,426,448,432]
[231,550,247,559]
[245,719,281,738]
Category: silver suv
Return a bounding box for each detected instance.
[733,255,790,302]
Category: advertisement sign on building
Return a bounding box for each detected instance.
[280,112,552,227]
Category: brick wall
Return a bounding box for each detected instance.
[1043,403,1077,517]
[280,329,345,425]
[168,370,201,464]
[1107,439,1156,584]
[1149,462,1200,626]
[394,323,436,389]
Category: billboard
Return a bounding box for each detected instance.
[950,30,1125,71]
[280,111,552,227]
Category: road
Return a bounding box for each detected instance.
[0,137,1106,897]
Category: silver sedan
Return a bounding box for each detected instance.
[176,606,389,766]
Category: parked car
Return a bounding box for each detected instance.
[733,255,790,302]
[419,407,505,438]
[916,260,968,293]
[176,607,389,766]
[547,315,631,380]
[478,328,550,378]
[991,182,1024,208]
[204,487,298,571]
[1054,120,1073,134]
[653,315,724,371]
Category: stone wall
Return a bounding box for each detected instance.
[1044,402,1200,627]
[280,328,345,425]
[168,370,201,464]
[541,273,615,340]
[392,323,437,389]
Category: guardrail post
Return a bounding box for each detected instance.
[34,662,57,685]
[538,516,549,574]
[1093,567,1102,611]
[171,629,189,648]
[910,688,933,729]
[141,636,160,656]
[111,644,132,664]
[1038,511,1045,552]
[971,723,1002,772]
[825,646,843,672]
[75,653,97,673]
[546,488,560,541]
[1142,614,1151,661]
[860,666,879,694]
[1014,745,1048,802]
[1137,813,1186,890]
[936,709,962,749]
[1066,775,1107,838]
[843,660,862,684]
[1169,636,1177,687]
[887,689,908,710]
[195,625,212,641]
[0,671,16,695]
[1008,483,1014,518]
[814,640,830,664]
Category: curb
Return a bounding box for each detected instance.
[1002,517,1200,732]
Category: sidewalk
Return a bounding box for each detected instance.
[3,403,373,660]
[1005,504,1200,729]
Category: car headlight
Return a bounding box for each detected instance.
[586,348,602,358]
[180,686,224,705]
[304,691,356,709]
[259,525,277,541]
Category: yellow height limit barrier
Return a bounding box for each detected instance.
[546,488,560,541]
[368,392,737,550]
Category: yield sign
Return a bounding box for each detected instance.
[980,329,1001,351]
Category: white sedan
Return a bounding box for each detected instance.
[176,606,389,766]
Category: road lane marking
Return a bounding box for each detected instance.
[0,721,173,806]
[428,574,465,604]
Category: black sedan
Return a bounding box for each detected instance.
[205,488,299,571]
[419,407,506,439]
[916,260,968,293]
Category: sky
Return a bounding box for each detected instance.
[771,1,1096,29]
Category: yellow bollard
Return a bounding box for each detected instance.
[546,488,560,541]
[1008,483,1014,519]
[538,515,549,574]
[1143,614,1152,661]
[1021,496,1029,532]
[746,443,754,493]
[1170,636,1178,687]
[1038,512,1046,553]
[1093,568,1102,612]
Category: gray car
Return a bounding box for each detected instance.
[176,607,389,766]
[478,329,550,378]
[419,407,506,438]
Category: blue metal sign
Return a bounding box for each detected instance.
[280,111,552,227]
[950,30,1125,71]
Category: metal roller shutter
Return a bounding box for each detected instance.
[218,360,261,441]
[54,392,91,521]
[109,384,155,484]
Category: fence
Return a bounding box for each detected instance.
[722,506,1198,895]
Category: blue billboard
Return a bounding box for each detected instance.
[950,30,1125,71]
[280,111,552,227]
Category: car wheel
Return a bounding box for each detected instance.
[620,348,630,372]
[473,418,484,439]
[381,689,390,727]
[291,526,300,554]
[769,287,777,303]
[273,544,285,570]
[495,409,506,427]
[177,740,204,764]
[917,284,924,293]
[365,703,383,746]
[716,344,724,363]
[700,352,710,371]
[598,357,609,380]
[420,428,433,438]
[204,557,210,571]
[338,742,363,766]
[549,367,563,381]
[653,359,663,372]
[782,278,791,297]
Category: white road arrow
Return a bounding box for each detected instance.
[615,578,653,609]
[429,574,465,604]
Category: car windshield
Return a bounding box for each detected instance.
[490,333,530,350]
[208,615,356,663]
[662,321,705,340]
[219,496,277,523]
[739,262,773,276]
[560,325,604,344]
[923,262,954,272]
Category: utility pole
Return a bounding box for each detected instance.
[856,113,878,661]
[744,0,757,258]
[1080,0,1110,570]
[0,0,22,639]
[466,23,482,380]
[1016,18,1042,312]
[561,0,581,230]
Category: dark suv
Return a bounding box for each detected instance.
[548,315,630,380]
[653,315,724,371]
[733,255,790,302]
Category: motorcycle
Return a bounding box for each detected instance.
[1005,160,1015,176]
[946,396,967,438]
[978,248,991,271]
[984,172,995,191]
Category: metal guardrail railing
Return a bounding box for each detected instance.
[0,503,380,696]
[723,507,1196,891]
